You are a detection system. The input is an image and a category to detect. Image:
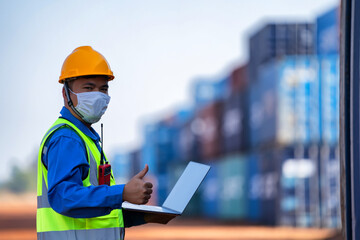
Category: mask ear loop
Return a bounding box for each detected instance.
[64,80,85,120]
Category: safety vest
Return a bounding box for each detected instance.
[37,118,125,240]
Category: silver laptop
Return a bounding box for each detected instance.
[122,161,211,215]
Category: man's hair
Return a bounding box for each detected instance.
[64,75,109,90]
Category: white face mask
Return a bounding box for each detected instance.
[70,89,111,124]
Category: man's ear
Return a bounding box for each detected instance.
[62,87,67,107]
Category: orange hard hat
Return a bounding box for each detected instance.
[59,46,114,83]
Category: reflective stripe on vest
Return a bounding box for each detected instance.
[38,228,125,240]
[37,118,124,240]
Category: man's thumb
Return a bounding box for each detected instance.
[136,164,149,179]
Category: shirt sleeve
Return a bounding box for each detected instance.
[45,128,124,218]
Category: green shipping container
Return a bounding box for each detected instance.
[218,155,249,219]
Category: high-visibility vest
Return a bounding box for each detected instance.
[37,118,124,240]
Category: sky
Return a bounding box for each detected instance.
[0,0,338,182]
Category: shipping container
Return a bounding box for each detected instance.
[249,56,319,148]
[230,64,248,94]
[218,155,249,220]
[249,23,315,81]
[279,147,298,226]
[200,161,220,218]
[112,152,131,184]
[247,153,262,222]
[222,91,249,154]
[192,76,230,107]
[141,124,159,175]
[258,149,282,225]
[197,101,223,160]
[129,149,141,178]
[171,108,195,162]
[316,7,339,56]
[294,58,320,144]
[279,145,320,227]
[142,118,180,174]
[318,54,339,145]
[319,143,341,228]
[156,121,177,172]
[177,117,202,162]
[248,150,281,225]
[157,172,170,206]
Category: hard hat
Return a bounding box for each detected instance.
[59,46,114,83]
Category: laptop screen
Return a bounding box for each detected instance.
[162,161,210,213]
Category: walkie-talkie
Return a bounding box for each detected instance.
[98,123,111,186]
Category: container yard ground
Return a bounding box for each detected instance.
[0,193,341,240]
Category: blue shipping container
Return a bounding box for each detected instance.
[142,124,158,175]
[112,152,131,184]
[249,56,319,148]
[319,55,339,145]
[222,91,249,153]
[200,161,220,218]
[248,151,281,225]
[247,153,262,222]
[319,144,341,228]
[249,23,315,81]
[192,76,230,107]
[316,7,339,55]
[294,57,320,144]
[166,107,195,162]
[280,145,320,227]
[177,117,202,162]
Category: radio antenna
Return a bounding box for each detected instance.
[100,123,105,165]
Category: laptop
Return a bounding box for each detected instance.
[122,161,211,216]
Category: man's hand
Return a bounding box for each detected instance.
[123,164,153,204]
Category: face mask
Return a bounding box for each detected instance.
[69,89,111,124]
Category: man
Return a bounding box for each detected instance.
[37,46,172,240]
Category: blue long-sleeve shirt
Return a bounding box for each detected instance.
[42,107,145,226]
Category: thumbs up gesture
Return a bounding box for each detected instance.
[123,164,153,204]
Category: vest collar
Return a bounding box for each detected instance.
[60,107,100,142]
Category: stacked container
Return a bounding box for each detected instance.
[250,150,281,225]
[249,56,319,148]
[249,23,315,82]
[319,144,340,228]
[192,76,230,107]
[218,155,249,220]
[129,149,141,178]
[317,7,339,145]
[222,93,249,154]
[318,55,339,145]
[316,7,340,229]
[141,124,159,175]
[111,153,131,184]
[230,64,248,94]
[247,153,262,222]
[279,145,320,227]
[222,64,249,154]
[316,7,339,56]
[177,117,202,162]
[200,161,220,218]
[114,7,342,227]
[197,101,223,160]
